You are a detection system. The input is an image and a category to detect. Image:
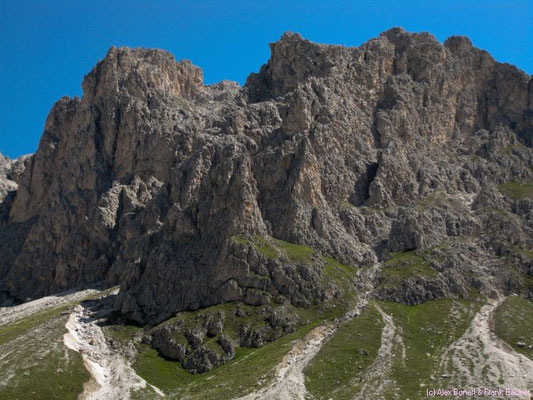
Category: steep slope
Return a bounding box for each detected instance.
[0,28,532,328]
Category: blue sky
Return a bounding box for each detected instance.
[1,0,532,158]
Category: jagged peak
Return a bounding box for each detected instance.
[278,31,304,42]
[380,26,407,36]
[444,35,475,56]
[81,45,204,102]
[379,27,441,53]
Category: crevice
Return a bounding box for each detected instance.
[350,162,379,206]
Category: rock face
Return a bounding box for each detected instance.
[0,154,28,222]
[149,303,300,373]
[0,153,31,305]
[0,29,532,323]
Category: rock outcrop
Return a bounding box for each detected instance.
[1,28,532,323]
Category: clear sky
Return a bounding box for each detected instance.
[1,1,532,158]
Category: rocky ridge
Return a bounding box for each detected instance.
[0,28,532,329]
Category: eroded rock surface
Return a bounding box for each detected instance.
[1,29,532,323]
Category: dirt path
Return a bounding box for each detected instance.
[63,300,164,400]
[0,288,100,326]
[438,297,533,391]
[236,323,335,400]
[352,305,404,400]
[236,263,382,400]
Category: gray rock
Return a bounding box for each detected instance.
[151,326,188,362]
[204,311,225,337]
[0,28,532,326]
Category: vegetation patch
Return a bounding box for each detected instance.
[497,181,533,201]
[275,239,315,263]
[493,295,533,360]
[513,246,533,260]
[416,192,451,211]
[380,250,439,283]
[0,309,90,400]
[380,296,483,399]
[0,305,69,346]
[304,303,383,399]
[499,249,533,291]
[231,235,279,259]
[321,256,356,291]
[0,347,90,400]
[231,234,317,264]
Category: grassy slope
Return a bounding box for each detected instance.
[304,303,383,400]
[0,306,90,400]
[0,348,89,400]
[493,295,533,361]
[0,305,68,346]
[380,250,439,284]
[380,296,483,399]
[497,181,533,200]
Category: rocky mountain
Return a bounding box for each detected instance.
[1,28,532,324]
[1,28,533,398]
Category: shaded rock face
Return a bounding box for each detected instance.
[0,154,29,222]
[0,153,32,305]
[1,29,532,322]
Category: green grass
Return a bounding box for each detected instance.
[157,302,274,343]
[514,246,533,259]
[253,235,279,259]
[132,321,321,399]
[0,307,90,400]
[231,234,358,295]
[0,348,90,400]
[360,205,395,215]
[231,234,317,264]
[340,201,355,209]
[416,192,449,211]
[0,305,69,346]
[380,250,438,282]
[231,235,279,259]
[415,192,464,212]
[322,256,356,291]
[103,323,143,346]
[497,181,533,201]
[275,240,315,263]
[493,295,533,360]
[521,273,533,290]
[133,345,197,392]
[115,236,360,398]
[304,304,383,399]
[231,235,250,246]
[379,296,483,399]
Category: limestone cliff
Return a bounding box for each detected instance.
[1,28,532,323]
